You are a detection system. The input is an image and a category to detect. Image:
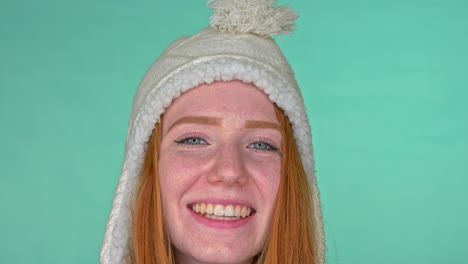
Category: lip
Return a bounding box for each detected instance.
[188,207,256,229]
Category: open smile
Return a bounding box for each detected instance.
[189,203,256,221]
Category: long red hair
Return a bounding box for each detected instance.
[131,106,316,263]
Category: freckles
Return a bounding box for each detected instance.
[162,154,211,196]
[248,159,281,178]
[264,163,281,188]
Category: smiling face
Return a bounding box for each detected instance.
[158,81,282,264]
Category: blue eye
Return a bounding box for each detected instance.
[175,137,208,145]
[248,141,279,152]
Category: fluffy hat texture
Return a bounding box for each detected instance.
[101,0,324,263]
[209,0,298,36]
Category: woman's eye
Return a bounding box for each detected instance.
[248,141,278,152]
[174,137,208,145]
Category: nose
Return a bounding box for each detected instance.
[207,143,247,186]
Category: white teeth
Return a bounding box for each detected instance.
[234,206,241,217]
[241,206,248,217]
[191,203,253,218]
[206,203,213,215]
[200,203,206,214]
[214,204,224,216]
[225,205,234,217]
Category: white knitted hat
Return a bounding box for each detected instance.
[101,0,325,263]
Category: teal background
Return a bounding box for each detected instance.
[1,0,467,263]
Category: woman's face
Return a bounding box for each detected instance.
[159,81,282,264]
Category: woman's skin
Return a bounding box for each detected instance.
[158,81,283,264]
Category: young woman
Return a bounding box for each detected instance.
[101,1,325,263]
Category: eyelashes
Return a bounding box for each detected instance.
[174,135,279,152]
[174,134,209,146]
[247,138,279,152]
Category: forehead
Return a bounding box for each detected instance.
[163,81,278,129]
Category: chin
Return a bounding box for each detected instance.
[175,245,260,264]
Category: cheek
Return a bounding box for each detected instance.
[158,154,198,233]
[246,158,282,202]
[158,154,186,214]
[158,152,209,204]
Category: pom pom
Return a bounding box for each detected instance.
[208,0,299,37]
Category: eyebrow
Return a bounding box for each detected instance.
[167,116,280,132]
[167,116,222,132]
[244,120,280,131]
